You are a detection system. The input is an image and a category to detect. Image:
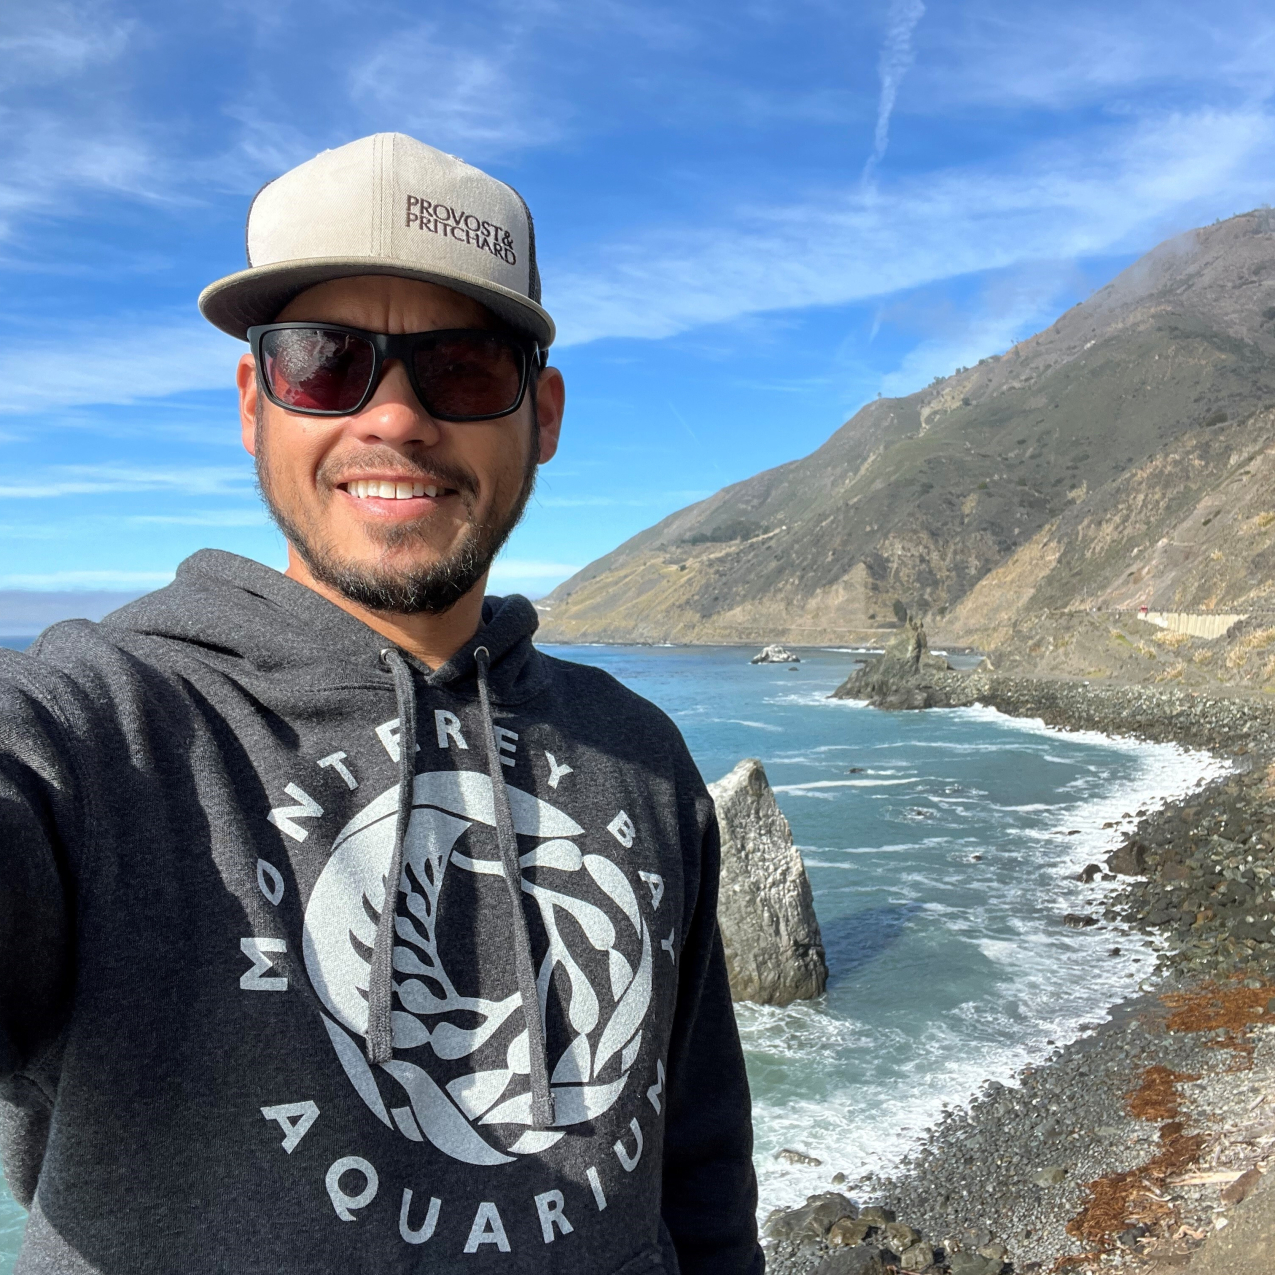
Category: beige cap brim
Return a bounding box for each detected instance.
[198,256,556,347]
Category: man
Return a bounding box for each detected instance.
[0,134,762,1273]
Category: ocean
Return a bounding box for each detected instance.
[0,644,1223,1267]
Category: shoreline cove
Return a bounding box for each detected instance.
[742,700,1225,1216]
[765,670,1275,1274]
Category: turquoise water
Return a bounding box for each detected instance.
[0,645,1221,1265]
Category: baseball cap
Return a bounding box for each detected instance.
[198,133,554,348]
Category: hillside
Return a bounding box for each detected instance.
[536,209,1275,648]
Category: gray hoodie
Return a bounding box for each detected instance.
[0,550,761,1275]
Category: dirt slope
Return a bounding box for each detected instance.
[537,210,1275,648]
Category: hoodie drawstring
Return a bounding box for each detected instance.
[366,644,555,1130]
[475,645,556,1130]
[367,647,418,1066]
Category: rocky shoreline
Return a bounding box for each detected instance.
[761,671,1275,1274]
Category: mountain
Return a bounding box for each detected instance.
[536,209,1275,649]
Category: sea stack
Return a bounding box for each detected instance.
[832,605,952,709]
[751,644,801,664]
[709,758,827,1005]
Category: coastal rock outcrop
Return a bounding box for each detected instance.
[752,644,801,664]
[831,608,952,709]
[709,758,827,1004]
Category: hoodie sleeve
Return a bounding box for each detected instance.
[661,803,763,1275]
[0,651,80,1083]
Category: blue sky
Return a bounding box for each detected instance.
[3,0,1275,601]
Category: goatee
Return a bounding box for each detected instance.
[255,427,538,616]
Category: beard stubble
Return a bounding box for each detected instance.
[255,404,540,615]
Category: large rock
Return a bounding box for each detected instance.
[831,608,952,710]
[709,758,828,1004]
[752,644,801,664]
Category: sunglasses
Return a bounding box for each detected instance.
[247,323,539,421]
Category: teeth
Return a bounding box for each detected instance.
[345,479,443,499]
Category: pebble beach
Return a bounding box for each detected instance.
[762,673,1275,1274]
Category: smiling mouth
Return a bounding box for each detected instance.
[339,479,455,500]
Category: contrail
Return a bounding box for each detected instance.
[862,0,926,187]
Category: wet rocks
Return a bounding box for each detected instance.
[831,611,953,710]
[1061,914,1098,929]
[946,1255,1006,1275]
[1107,839,1148,875]
[764,1193,939,1275]
[710,758,828,1004]
[753,644,801,664]
[770,669,1275,1274]
[778,1148,824,1166]
[811,1248,886,1274]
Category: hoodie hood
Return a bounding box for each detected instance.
[106,549,558,1106]
[103,548,551,704]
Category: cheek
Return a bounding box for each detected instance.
[259,411,334,493]
[475,427,534,499]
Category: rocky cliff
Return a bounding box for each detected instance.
[537,209,1275,649]
[709,758,827,1005]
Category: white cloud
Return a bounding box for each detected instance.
[862,0,926,186]
[547,105,1275,348]
[347,24,566,157]
[0,3,170,238]
[910,1,1275,112]
[0,317,242,412]
[129,510,267,526]
[0,465,252,498]
[875,264,1074,396]
[488,558,583,581]
[0,569,173,589]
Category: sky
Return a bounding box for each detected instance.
[3,0,1275,605]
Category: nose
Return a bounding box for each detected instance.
[349,359,441,446]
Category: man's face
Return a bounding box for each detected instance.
[236,276,563,614]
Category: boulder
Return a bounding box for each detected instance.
[830,608,952,709]
[710,759,828,1004]
[948,1254,1006,1275]
[752,644,801,664]
[763,1193,858,1241]
[776,1148,823,1165]
[812,1248,886,1275]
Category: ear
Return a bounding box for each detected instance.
[237,353,259,457]
[534,365,565,464]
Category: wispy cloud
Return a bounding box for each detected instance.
[489,558,584,580]
[536,495,658,507]
[0,317,242,412]
[0,3,167,238]
[911,2,1275,112]
[549,105,1275,349]
[874,262,1077,396]
[0,465,252,498]
[347,23,567,157]
[129,510,266,526]
[862,0,925,187]
[0,569,173,589]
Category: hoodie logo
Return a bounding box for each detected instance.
[302,770,652,1166]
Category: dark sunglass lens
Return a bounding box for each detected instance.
[261,329,376,413]
[413,334,524,419]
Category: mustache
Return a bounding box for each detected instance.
[316,448,480,501]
